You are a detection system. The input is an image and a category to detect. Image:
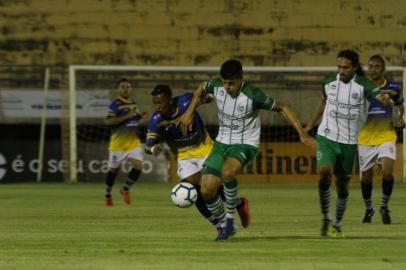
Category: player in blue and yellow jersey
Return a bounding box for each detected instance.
[145,84,250,237]
[358,55,404,224]
[104,78,148,206]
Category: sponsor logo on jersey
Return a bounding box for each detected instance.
[329,110,356,120]
[351,93,359,99]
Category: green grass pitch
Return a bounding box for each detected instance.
[1,182,406,270]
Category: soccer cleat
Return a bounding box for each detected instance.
[215,227,229,241]
[362,209,375,223]
[380,207,391,224]
[105,197,113,206]
[321,219,333,237]
[120,189,132,205]
[236,197,251,228]
[225,218,237,236]
[331,225,345,238]
[216,227,223,239]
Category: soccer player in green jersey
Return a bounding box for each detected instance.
[180,59,315,240]
[305,50,394,237]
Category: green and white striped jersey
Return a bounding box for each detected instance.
[204,78,275,147]
[317,74,380,144]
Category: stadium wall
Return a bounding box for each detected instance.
[1,0,406,66]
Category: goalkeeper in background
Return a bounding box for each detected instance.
[145,84,250,238]
[104,78,148,206]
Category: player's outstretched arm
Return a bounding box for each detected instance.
[274,101,316,150]
[304,99,326,132]
[179,83,205,134]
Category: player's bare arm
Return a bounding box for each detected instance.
[145,144,163,156]
[198,92,214,106]
[304,99,326,132]
[375,93,394,108]
[136,111,149,125]
[179,83,205,135]
[397,104,405,128]
[272,101,316,150]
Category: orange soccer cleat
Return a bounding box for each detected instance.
[237,197,251,228]
[120,189,132,205]
[105,197,113,206]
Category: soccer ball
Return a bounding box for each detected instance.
[171,182,198,208]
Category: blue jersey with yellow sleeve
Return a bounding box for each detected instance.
[146,93,212,160]
[107,97,141,151]
[358,80,403,145]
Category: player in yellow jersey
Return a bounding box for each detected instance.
[358,55,405,224]
[104,78,148,206]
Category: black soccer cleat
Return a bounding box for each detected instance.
[321,219,332,237]
[379,207,391,224]
[362,209,375,223]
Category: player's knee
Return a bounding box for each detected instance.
[361,177,372,185]
[200,185,217,200]
[319,166,333,178]
[109,167,119,174]
[221,168,236,182]
[382,170,393,180]
[132,162,143,171]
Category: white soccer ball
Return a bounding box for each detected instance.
[171,182,198,208]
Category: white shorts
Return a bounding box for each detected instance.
[358,142,396,172]
[108,146,144,169]
[177,156,208,181]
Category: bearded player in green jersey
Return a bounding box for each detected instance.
[305,50,394,237]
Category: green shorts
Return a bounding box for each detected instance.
[203,141,258,178]
[316,135,356,178]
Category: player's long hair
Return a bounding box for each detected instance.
[337,50,365,76]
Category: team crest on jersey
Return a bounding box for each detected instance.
[351,93,359,99]
[219,90,225,96]
[390,147,394,153]
[330,84,337,90]
[237,104,245,112]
